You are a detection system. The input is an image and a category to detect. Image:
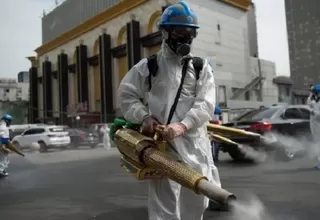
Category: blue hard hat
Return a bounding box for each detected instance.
[159,1,200,29]
[214,106,222,115]
[2,113,12,121]
[311,84,320,94]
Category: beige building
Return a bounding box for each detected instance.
[28,0,274,125]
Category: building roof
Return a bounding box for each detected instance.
[35,0,252,56]
[273,76,292,85]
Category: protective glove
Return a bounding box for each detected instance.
[1,145,10,154]
[160,123,187,141]
[141,115,160,137]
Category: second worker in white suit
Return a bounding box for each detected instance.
[0,113,13,177]
[117,2,221,219]
[307,84,320,169]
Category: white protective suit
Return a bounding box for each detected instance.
[117,41,221,220]
[307,94,320,163]
[307,94,320,142]
[0,120,10,173]
[102,126,111,150]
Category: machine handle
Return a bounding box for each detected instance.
[154,126,164,141]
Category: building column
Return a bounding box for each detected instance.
[42,60,53,119]
[126,20,141,69]
[76,44,89,108]
[27,57,39,123]
[99,33,113,123]
[58,53,69,125]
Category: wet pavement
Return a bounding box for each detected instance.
[0,148,320,220]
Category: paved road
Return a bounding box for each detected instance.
[0,147,320,220]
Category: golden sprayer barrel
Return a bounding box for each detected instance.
[114,128,236,209]
[3,142,25,157]
[207,124,261,140]
[208,132,238,146]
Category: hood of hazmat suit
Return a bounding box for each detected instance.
[117,40,221,220]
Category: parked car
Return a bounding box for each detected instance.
[219,105,311,161]
[67,128,99,148]
[12,125,70,152]
[9,124,47,140]
[10,128,25,140]
[88,123,111,132]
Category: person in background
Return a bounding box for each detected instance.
[307,84,320,169]
[210,106,222,162]
[0,113,13,177]
[97,125,104,143]
[102,125,111,150]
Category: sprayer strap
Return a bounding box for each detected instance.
[166,58,191,125]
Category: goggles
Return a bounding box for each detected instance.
[163,26,197,40]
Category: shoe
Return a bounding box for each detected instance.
[0,170,8,177]
[314,164,320,169]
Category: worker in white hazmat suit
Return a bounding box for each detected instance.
[102,125,111,150]
[0,113,13,177]
[307,84,320,169]
[117,2,221,219]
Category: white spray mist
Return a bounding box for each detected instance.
[237,144,268,163]
[229,194,273,220]
[267,132,319,161]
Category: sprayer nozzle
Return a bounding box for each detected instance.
[209,194,237,212]
[225,195,237,211]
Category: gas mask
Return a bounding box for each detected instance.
[162,27,197,57]
[312,93,320,102]
[2,119,11,127]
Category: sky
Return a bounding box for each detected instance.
[0,0,290,79]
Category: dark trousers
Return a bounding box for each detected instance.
[211,141,220,161]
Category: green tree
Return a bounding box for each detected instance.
[0,101,28,124]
